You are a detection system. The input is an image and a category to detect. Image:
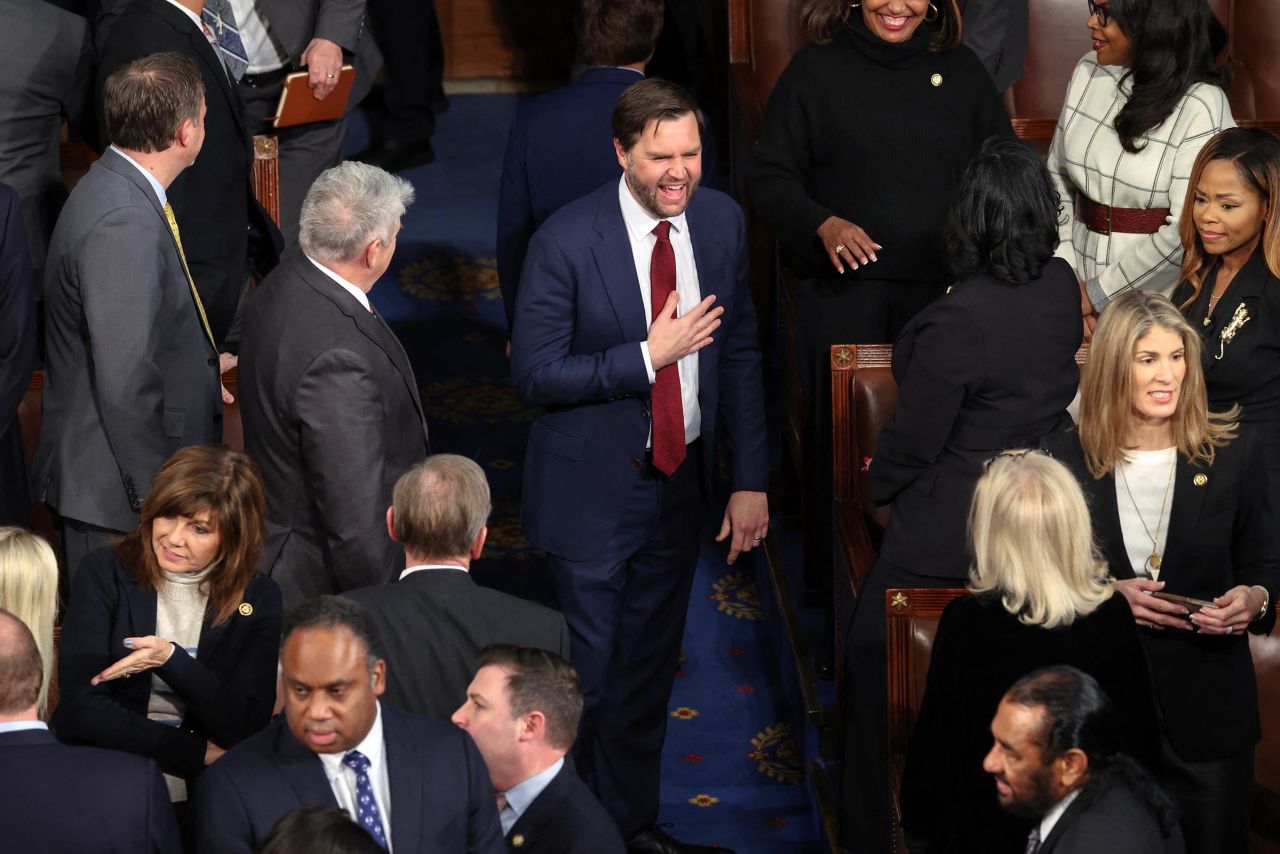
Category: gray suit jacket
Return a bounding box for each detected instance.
[33,148,221,532]
[253,0,382,109]
[239,251,429,607]
[0,0,92,276]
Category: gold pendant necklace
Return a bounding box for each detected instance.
[1117,452,1176,581]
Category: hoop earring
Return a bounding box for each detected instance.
[925,2,939,21]
[849,1,860,7]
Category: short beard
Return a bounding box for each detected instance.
[625,153,698,219]
[997,767,1060,820]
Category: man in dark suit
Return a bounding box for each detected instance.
[95,0,282,349]
[961,0,1029,93]
[0,184,36,527]
[239,161,429,607]
[0,608,182,852]
[453,645,624,854]
[0,0,92,283]
[510,79,767,854]
[985,666,1185,854]
[495,0,663,329]
[195,596,504,853]
[344,454,569,721]
[32,53,229,576]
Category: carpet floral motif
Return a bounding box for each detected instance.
[480,500,530,558]
[708,571,764,621]
[748,723,802,784]
[398,255,500,301]
[420,376,535,425]
[688,794,719,808]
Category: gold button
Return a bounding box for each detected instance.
[930,73,943,87]
[238,603,253,616]
[1193,473,1208,487]
[512,834,525,847]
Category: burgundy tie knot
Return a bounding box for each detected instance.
[652,220,671,241]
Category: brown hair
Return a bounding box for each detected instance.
[1078,292,1237,478]
[612,77,704,152]
[104,52,204,153]
[478,645,583,751]
[577,0,664,67]
[115,446,265,626]
[391,455,491,558]
[0,608,43,715]
[1177,127,1280,308]
[800,0,962,50]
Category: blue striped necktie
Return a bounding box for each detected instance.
[201,0,249,81]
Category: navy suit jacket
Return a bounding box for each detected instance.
[0,727,182,853]
[53,547,283,779]
[506,760,625,853]
[495,66,644,328]
[510,181,768,561]
[195,705,505,854]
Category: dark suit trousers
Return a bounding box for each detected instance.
[60,516,124,587]
[1158,733,1252,854]
[239,80,346,244]
[548,445,703,839]
[366,0,442,140]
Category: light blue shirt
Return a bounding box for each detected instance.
[110,145,168,207]
[0,721,48,734]
[499,757,564,836]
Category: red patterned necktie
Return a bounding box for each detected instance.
[649,221,685,476]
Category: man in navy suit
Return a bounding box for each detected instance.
[453,645,624,854]
[495,0,664,329]
[196,596,504,854]
[0,608,182,852]
[510,79,767,854]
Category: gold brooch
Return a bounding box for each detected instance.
[238,603,253,617]
[1215,302,1251,360]
[890,592,909,610]
[930,73,943,87]
[512,834,525,847]
[1193,474,1208,487]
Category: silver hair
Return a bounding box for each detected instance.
[298,161,415,263]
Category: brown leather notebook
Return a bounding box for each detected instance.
[273,64,356,129]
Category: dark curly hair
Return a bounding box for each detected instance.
[944,137,1060,286]
[1106,0,1230,153]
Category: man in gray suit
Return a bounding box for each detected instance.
[239,161,429,607]
[0,0,93,280]
[33,53,230,576]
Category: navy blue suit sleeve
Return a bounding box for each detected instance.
[194,760,256,854]
[463,732,506,853]
[156,576,283,748]
[510,226,651,406]
[0,185,35,428]
[145,757,184,853]
[717,204,769,493]
[496,109,534,330]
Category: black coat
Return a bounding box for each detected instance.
[95,0,281,348]
[52,548,283,779]
[900,591,1159,853]
[344,568,570,721]
[0,182,35,526]
[871,258,1082,578]
[1039,777,1185,854]
[1042,428,1280,761]
[505,760,625,854]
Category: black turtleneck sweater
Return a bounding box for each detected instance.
[749,15,1012,282]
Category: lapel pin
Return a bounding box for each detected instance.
[238,603,253,616]
[512,834,525,847]
[931,73,943,87]
[1193,474,1208,487]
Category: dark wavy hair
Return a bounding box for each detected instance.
[944,137,1060,286]
[1106,0,1230,153]
[800,0,962,51]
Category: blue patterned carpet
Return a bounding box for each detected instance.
[343,93,822,852]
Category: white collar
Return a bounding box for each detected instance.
[161,0,206,33]
[306,254,372,312]
[399,564,468,580]
[317,701,386,777]
[617,175,688,244]
[0,721,48,734]
[1039,788,1082,842]
[502,756,564,819]
[110,146,167,206]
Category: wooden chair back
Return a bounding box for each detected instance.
[1250,612,1280,843]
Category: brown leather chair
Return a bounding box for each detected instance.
[46,625,61,717]
[1250,611,1280,845]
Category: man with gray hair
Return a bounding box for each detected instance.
[345,454,570,721]
[239,160,429,607]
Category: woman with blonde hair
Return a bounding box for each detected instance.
[0,527,59,717]
[899,451,1158,852]
[1044,290,1278,853]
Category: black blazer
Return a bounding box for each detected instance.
[900,592,1159,853]
[344,568,570,721]
[0,182,35,526]
[194,705,505,854]
[53,547,283,779]
[95,0,281,347]
[1042,429,1280,761]
[239,250,430,606]
[871,258,1082,578]
[506,760,625,854]
[0,727,182,853]
[1038,777,1185,854]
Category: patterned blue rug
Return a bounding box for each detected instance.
[343,93,822,852]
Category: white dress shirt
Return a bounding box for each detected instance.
[617,176,702,445]
[498,757,564,836]
[0,721,48,734]
[1038,788,1081,844]
[110,146,167,206]
[399,563,468,580]
[306,254,372,312]
[227,0,289,73]
[318,702,393,850]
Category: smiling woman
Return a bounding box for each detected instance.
[52,445,283,806]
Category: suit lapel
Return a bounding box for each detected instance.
[121,570,159,638]
[684,197,723,396]
[383,707,424,849]
[591,187,649,342]
[506,762,571,849]
[1160,454,1208,582]
[1091,471,1133,578]
[273,721,339,807]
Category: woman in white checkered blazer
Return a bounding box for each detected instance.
[1048,0,1234,338]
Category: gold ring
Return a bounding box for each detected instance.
[326,73,335,78]
[834,244,846,253]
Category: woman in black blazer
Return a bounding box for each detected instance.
[1174,128,1280,510]
[843,139,1083,845]
[54,445,282,803]
[1042,292,1279,854]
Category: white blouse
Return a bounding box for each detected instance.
[1114,447,1177,579]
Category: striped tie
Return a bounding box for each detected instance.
[201,0,249,81]
[163,203,217,351]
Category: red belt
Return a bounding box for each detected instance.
[1078,197,1170,235]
